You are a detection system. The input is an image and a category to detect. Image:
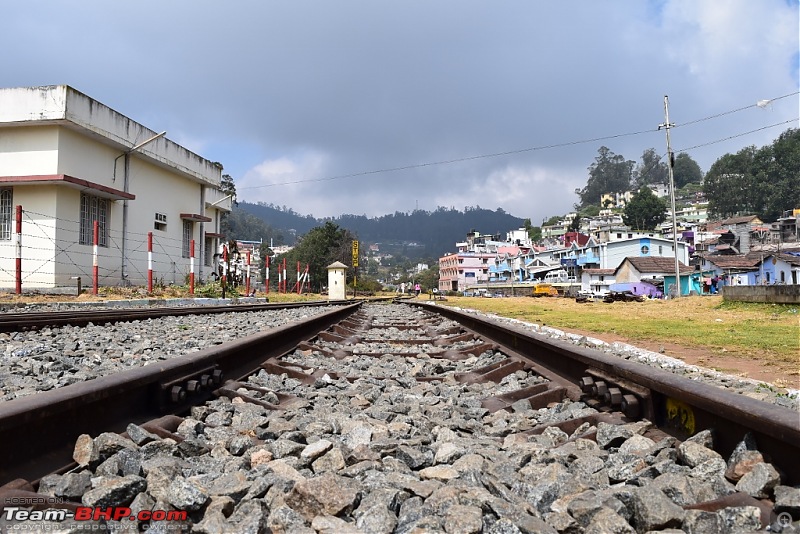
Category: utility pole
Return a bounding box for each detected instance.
[659,96,681,298]
[119,131,166,285]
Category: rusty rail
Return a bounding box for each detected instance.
[0,300,354,333]
[409,301,800,484]
[0,303,360,485]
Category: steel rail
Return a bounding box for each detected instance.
[0,300,353,333]
[0,302,361,485]
[409,301,800,484]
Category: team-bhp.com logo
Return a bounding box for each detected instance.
[3,506,187,524]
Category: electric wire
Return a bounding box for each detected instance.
[239,91,800,190]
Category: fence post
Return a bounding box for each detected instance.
[190,239,195,295]
[92,220,99,295]
[14,205,22,294]
[147,232,153,293]
[265,255,270,294]
[246,251,251,296]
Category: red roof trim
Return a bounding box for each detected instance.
[0,174,135,200]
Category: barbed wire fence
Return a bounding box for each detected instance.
[0,206,228,295]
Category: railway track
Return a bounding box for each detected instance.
[0,301,797,532]
[0,299,340,333]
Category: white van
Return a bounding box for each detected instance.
[544,269,569,284]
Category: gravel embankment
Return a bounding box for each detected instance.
[0,304,338,401]
[6,303,796,533]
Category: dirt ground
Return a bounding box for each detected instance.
[563,327,798,389]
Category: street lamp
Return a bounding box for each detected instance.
[119,131,166,284]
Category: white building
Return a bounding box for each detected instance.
[0,85,232,289]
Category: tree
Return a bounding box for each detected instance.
[523,218,542,242]
[416,265,440,291]
[760,128,800,220]
[703,129,800,221]
[577,147,635,208]
[633,148,668,188]
[272,222,356,292]
[567,214,581,232]
[622,187,667,231]
[222,209,275,242]
[219,173,237,198]
[218,174,237,236]
[704,148,758,219]
[672,153,703,189]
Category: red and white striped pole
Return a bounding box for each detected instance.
[14,205,22,295]
[147,232,153,293]
[189,239,195,295]
[282,258,287,293]
[222,245,228,286]
[265,255,270,294]
[296,261,301,294]
[246,251,251,296]
[92,221,99,295]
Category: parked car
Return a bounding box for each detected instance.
[603,290,646,303]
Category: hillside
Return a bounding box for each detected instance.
[236,202,524,259]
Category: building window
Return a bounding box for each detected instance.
[205,236,214,266]
[182,220,193,258]
[80,193,109,246]
[0,188,12,241]
[154,212,167,231]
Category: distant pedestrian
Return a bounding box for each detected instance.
[414,283,421,297]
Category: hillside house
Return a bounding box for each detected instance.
[438,251,492,293]
[580,268,616,295]
[0,85,232,289]
[614,256,696,296]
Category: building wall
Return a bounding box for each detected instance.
[57,126,125,183]
[0,188,59,286]
[438,252,492,292]
[0,125,60,175]
[0,86,227,289]
[722,285,800,304]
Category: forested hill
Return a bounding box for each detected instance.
[236,202,524,258]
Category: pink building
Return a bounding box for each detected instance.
[439,252,494,293]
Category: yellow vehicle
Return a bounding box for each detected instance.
[532,283,559,297]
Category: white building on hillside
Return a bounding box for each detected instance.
[0,85,232,289]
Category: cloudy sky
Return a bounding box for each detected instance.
[4,1,798,223]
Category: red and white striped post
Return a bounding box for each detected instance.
[92,221,99,295]
[14,205,22,295]
[296,261,301,294]
[245,251,251,296]
[147,232,153,293]
[189,239,195,295]
[283,258,287,293]
[222,245,228,286]
[265,255,270,294]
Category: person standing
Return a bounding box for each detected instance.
[414,282,421,297]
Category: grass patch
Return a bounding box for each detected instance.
[441,295,800,364]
